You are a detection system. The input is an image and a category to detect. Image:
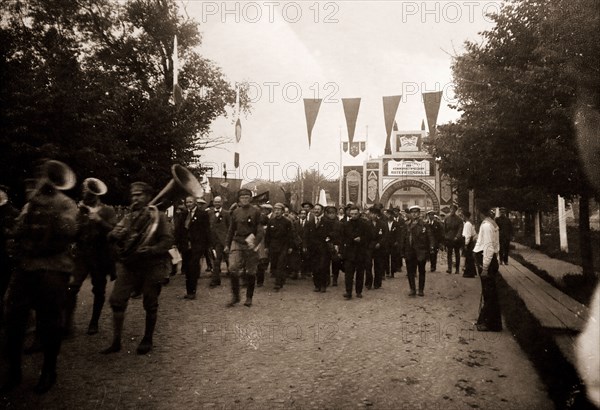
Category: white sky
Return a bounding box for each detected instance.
[183,1,500,183]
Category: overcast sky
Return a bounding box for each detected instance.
[184,1,499,183]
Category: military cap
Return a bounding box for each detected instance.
[408,205,421,212]
[130,181,153,195]
[237,188,252,198]
[426,209,436,215]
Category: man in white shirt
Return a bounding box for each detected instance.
[472,202,501,332]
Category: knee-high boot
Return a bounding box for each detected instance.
[245,275,255,306]
[87,294,104,335]
[101,310,124,354]
[228,275,240,306]
[136,311,156,355]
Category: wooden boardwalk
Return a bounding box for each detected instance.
[500,258,590,365]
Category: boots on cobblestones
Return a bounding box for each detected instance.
[228,276,241,307]
[245,275,255,307]
[136,312,156,355]
[101,310,124,354]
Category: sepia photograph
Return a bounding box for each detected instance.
[0,0,599,408]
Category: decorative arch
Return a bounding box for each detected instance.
[379,179,440,212]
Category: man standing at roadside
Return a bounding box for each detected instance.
[495,207,513,265]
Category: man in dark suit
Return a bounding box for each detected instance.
[383,208,405,278]
[444,204,464,274]
[425,210,444,272]
[495,207,513,265]
[341,205,372,299]
[403,205,435,297]
[365,207,388,290]
[303,204,335,292]
[265,203,293,290]
[207,196,230,287]
[175,195,211,299]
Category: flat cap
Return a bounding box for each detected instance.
[273,202,285,209]
[238,188,252,197]
[130,181,153,195]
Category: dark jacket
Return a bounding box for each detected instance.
[384,219,406,256]
[369,218,389,254]
[303,216,338,254]
[207,207,231,246]
[341,217,372,262]
[174,207,211,252]
[403,219,435,262]
[425,218,444,248]
[265,215,293,251]
[495,215,513,241]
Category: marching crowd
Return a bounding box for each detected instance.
[0,160,513,395]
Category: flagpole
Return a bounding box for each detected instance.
[338,125,343,207]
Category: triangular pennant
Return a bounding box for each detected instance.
[421,119,426,131]
[342,98,361,144]
[423,91,443,137]
[382,95,401,155]
[360,141,366,152]
[343,142,348,152]
[303,98,322,147]
[234,152,239,168]
[393,120,398,131]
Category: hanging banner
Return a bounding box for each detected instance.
[423,91,443,138]
[303,98,322,147]
[235,118,242,143]
[342,98,361,144]
[234,152,239,168]
[342,142,348,152]
[349,142,360,157]
[360,141,366,152]
[421,119,426,131]
[172,35,183,106]
[382,95,401,155]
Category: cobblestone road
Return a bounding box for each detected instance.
[1,257,552,409]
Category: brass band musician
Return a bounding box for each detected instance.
[101,181,173,355]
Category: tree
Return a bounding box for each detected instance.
[431,0,599,277]
[0,0,249,204]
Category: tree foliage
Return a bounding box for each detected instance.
[0,0,249,204]
[431,0,600,211]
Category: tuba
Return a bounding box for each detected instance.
[118,165,203,261]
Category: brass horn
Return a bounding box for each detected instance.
[82,177,108,196]
[150,165,204,211]
[43,160,77,191]
[29,160,76,199]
